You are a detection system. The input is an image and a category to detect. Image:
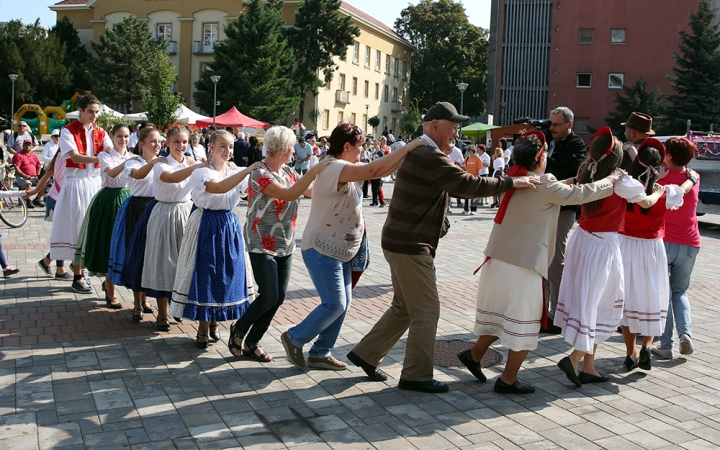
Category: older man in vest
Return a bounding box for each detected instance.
[49,94,112,294]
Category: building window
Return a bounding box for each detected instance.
[390,57,396,77]
[352,41,359,63]
[365,46,371,67]
[392,117,397,133]
[362,114,367,128]
[201,63,212,72]
[392,88,398,102]
[338,111,344,124]
[611,29,626,43]
[383,116,388,131]
[608,73,624,89]
[576,73,592,88]
[393,58,399,77]
[383,85,389,102]
[375,50,381,71]
[339,74,345,91]
[156,23,172,41]
[385,54,390,74]
[579,28,594,44]
[203,23,219,47]
[401,61,407,79]
[352,77,358,95]
[351,113,356,124]
[364,80,369,98]
[325,79,331,90]
[574,118,590,133]
[375,83,380,100]
[323,109,330,130]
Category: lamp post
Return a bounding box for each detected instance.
[365,104,369,131]
[210,75,220,128]
[456,81,468,143]
[8,74,18,131]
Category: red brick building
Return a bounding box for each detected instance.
[487,0,706,143]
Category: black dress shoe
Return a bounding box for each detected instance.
[539,324,562,334]
[457,349,486,382]
[347,351,388,381]
[579,371,609,384]
[397,379,449,393]
[557,356,581,388]
[638,346,652,370]
[624,355,639,371]
[494,377,535,394]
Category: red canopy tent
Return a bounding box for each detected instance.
[196,106,270,129]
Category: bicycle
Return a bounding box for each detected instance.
[0,165,29,228]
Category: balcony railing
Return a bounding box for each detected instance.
[167,40,177,55]
[391,101,403,112]
[335,90,350,104]
[193,41,216,54]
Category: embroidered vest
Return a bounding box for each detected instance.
[64,120,104,169]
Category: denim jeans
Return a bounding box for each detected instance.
[234,253,292,347]
[45,196,56,220]
[660,241,699,349]
[288,248,352,358]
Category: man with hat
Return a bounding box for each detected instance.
[621,112,655,170]
[346,101,538,393]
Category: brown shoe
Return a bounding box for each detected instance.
[308,355,348,371]
[2,268,20,278]
[281,331,305,369]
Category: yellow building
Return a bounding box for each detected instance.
[50,0,413,135]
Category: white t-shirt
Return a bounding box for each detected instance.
[449,147,464,165]
[42,142,59,169]
[493,157,505,175]
[125,157,154,197]
[152,155,193,203]
[480,153,491,176]
[188,145,207,162]
[128,132,139,150]
[504,146,513,163]
[7,131,37,153]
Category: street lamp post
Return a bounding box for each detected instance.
[8,74,18,131]
[365,104,369,131]
[456,81,468,144]
[210,75,220,128]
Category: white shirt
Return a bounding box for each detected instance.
[98,149,133,188]
[504,146,513,163]
[191,167,246,210]
[59,124,112,179]
[480,153,491,176]
[449,146,464,165]
[128,132,139,150]
[493,157,505,174]
[124,157,154,197]
[390,140,406,152]
[188,145,207,162]
[42,141,59,169]
[7,131,36,153]
[152,155,193,203]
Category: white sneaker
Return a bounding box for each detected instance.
[470,211,477,215]
[462,211,469,215]
[679,334,694,355]
[446,207,452,214]
[652,345,674,359]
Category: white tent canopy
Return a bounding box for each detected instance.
[121,105,210,125]
[66,104,124,120]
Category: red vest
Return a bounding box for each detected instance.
[64,120,104,169]
[578,193,627,233]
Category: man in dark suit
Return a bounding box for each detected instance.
[543,106,587,333]
[233,132,250,167]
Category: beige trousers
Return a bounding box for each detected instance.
[351,250,439,381]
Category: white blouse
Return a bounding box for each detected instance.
[124,157,154,197]
[191,166,246,210]
[98,149,133,188]
[152,155,193,203]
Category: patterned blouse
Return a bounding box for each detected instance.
[98,149,133,188]
[244,163,299,257]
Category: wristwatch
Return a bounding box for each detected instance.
[689,174,698,185]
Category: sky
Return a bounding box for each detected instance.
[1,0,491,30]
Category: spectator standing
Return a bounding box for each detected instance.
[13,140,44,208]
[234,132,250,167]
[42,129,61,170]
[542,106,587,333]
[188,133,207,162]
[478,144,491,205]
[449,139,465,208]
[462,145,483,214]
[247,136,263,165]
[6,121,38,155]
[490,147,505,207]
[293,137,313,175]
[370,141,387,207]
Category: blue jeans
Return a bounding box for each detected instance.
[45,196,56,220]
[660,242,699,349]
[288,248,352,358]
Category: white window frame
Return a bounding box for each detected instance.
[203,23,219,47]
[365,46,371,67]
[608,73,624,89]
[611,29,626,44]
[576,73,592,88]
[156,23,172,41]
[353,41,359,63]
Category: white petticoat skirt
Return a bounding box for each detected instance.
[619,235,669,336]
[474,258,543,351]
[554,228,624,354]
[49,175,101,261]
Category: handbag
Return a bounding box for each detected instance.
[350,227,370,272]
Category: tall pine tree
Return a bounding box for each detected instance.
[85,16,166,112]
[194,0,298,123]
[49,16,90,99]
[606,77,663,140]
[286,0,360,120]
[664,0,720,134]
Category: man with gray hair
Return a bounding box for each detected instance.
[234,131,250,167]
[542,106,587,333]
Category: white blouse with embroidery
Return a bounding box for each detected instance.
[98,149,134,188]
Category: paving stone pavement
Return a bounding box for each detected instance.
[1,182,720,449]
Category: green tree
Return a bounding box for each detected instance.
[194,0,298,123]
[49,15,90,99]
[85,16,166,112]
[399,107,422,138]
[663,0,720,134]
[394,0,488,117]
[307,107,322,129]
[286,0,360,120]
[142,56,182,130]
[368,116,380,136]
[0,19,72,119]
[606,77,664,140]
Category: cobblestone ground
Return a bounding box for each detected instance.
[1,182,720,449]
